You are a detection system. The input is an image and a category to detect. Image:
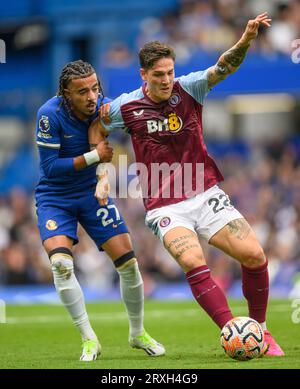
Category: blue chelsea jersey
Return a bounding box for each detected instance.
[35,95,109,200]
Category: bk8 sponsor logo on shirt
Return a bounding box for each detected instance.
[147,113,183,134]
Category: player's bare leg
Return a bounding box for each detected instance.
[44,235,101,361]
[102,233,165,356]
[209,218,284,356]
[163,226,233,328]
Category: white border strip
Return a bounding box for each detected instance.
[37,141,60,149]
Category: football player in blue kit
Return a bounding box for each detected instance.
[35,60,165,361]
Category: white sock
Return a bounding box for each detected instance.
[50,253,97,341]
[260,321,267,331]
[117,260,144,338]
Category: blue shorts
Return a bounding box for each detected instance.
[36,191,128,249]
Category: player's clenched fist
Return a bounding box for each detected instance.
[96,140,113,162]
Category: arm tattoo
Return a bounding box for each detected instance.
[208,42,250,88]
[227,219,251,240]
[223,44,250,68]
[215,60,231,76]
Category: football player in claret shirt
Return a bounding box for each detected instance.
[90,13,284,356]
[35,60,165,361]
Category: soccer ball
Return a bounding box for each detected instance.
[220,317,265,361]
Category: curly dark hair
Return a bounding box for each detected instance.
[57,59,104,100]
[139,41,176,71]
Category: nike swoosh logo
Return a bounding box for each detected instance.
[64,134,75,138]
[112,222,124,228]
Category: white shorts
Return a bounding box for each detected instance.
[145,185,243,242]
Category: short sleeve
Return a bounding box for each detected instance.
[100,94,126,133]
[178,69,210,105]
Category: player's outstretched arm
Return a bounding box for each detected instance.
[207,12,272,88]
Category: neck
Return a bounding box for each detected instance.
[145,85,163,104]
[73,109,88,121]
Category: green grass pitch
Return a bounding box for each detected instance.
[0,299,299,369]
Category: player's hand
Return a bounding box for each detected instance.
[243,12,272,43]
[95,140,113,162]
[99,103,111,125]
[95,172,110,206]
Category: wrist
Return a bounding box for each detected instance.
[83,149,100,166]
[239,34,252,47]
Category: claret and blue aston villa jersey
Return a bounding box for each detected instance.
[35,95,109,199]
[101,69,224,211]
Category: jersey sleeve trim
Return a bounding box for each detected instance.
[37,141,61,149]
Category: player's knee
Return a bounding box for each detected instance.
[113,250,137,270]
[180,255,206,273]
[241,245,266,268]
[49,247,74,282]
[114,251,143,288]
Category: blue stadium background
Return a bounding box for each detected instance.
[0,0,300,303]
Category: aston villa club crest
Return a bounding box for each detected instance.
[168,94,181,107]
[159,217,171,227]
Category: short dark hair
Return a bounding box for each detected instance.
[139,41,176,70]
[57,59,103,100]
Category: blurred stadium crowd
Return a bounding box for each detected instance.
[0,0,300,297]
[104,0,300,66]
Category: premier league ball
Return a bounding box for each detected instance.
[220,317,265,361]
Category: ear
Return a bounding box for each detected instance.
[64,88,71,99]
[140,68,147,82]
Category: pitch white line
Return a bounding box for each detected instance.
[5,304,291,324]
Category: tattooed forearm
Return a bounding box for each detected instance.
[208,41,251,88]
[215,60,231,77]
[227,219,251,240]
[207,12,268,87]
[223,44,250,68]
